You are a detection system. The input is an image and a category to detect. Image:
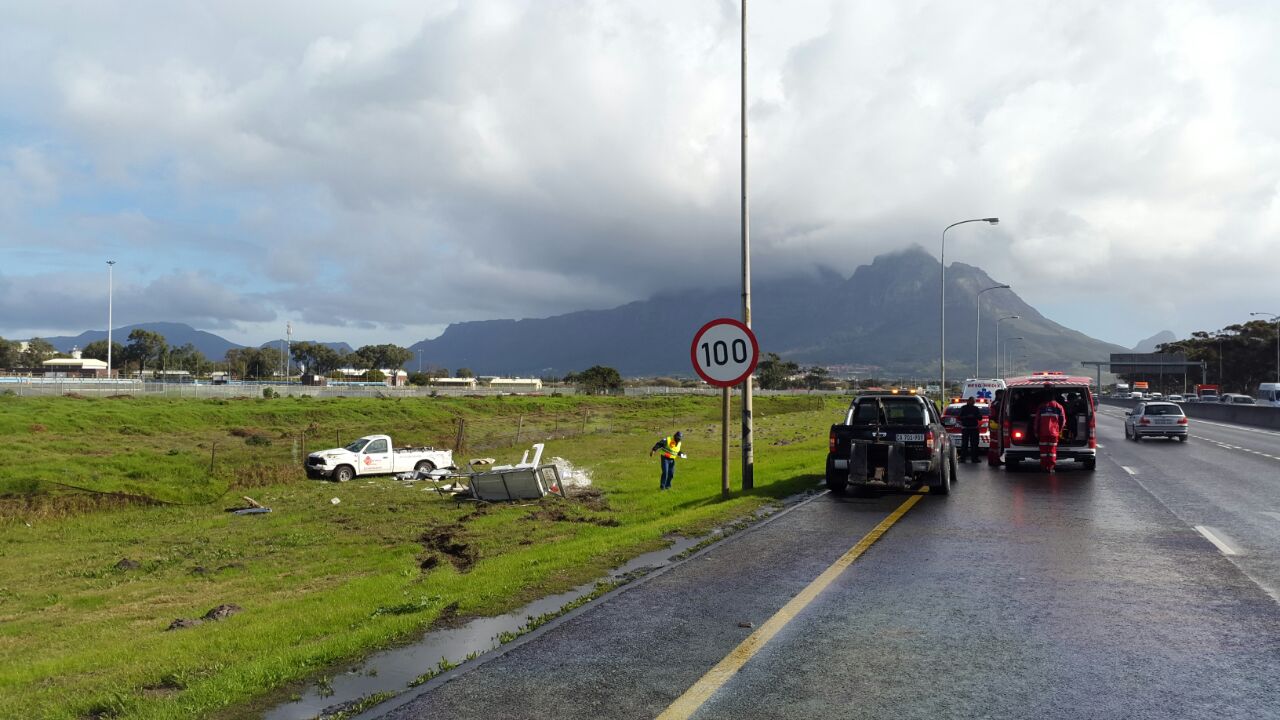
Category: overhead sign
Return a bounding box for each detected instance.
[691,318,760,388]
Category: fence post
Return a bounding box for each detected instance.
[209,442,217,475]
[516,415,523,445]
[581,410,588,434]
[454,418,466,454]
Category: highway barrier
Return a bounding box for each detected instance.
[1099,398,1280,430]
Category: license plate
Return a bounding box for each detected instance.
[896,433,924,442]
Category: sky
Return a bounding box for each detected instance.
[1,0,1278,350]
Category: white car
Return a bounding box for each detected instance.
[1166,394,1185,402]
[305,434,454,481]
[1124,402,1188,442]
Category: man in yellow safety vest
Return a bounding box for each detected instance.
[649,431,686,490]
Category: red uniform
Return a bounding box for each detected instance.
[1034,400,1067,471]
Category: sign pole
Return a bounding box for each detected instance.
[721,387,731,497]
[740,0,754,490]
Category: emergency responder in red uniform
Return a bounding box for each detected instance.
[987,388,1005,467]
[1033,386,1067,472]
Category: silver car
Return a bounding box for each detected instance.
[1124,402,1189,442]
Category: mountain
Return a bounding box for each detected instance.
[1133,330,1177,353]
[410,246,1129,377]
[43,322,244,359]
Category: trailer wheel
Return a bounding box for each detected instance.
[333,465,354,482]
[825,456,848,496]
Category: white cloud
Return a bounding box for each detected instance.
[0,0,1278,348]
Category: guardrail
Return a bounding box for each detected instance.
[1098,398,1280,430]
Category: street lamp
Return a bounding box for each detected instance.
[1251,312,1280,383]
[994,315,1019,379]
[417,350,423,373]
[1002,336,1024,380]
[940,218,999,402]
[106,260,116,380]
[975,284,1010,377]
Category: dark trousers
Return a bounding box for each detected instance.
[961,428,980,462]
[660,456,676,489]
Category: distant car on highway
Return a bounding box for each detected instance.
[1166,394,1185,402]
[1124,402,1188,442]
[1219,393,1257,405]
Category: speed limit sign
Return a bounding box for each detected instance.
[691,318,760,387]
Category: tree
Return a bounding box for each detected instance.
[354,344,413,372]
[803,366,831,390]
[125,329,167,374]
[167,343,207,375]
[365,369,387,383]
[756,353,800,390]
[19,338,58,367]
[1152,318,1278,393]
[291,342,342,376]
[573,365,623,395]
[0,337,20,369]
[81,340,124,364]
[224,346,281,380]
[456,367,474,378]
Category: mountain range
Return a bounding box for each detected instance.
[408,246,1127,377]
[42,323,351,359]
[39,247,1129,377]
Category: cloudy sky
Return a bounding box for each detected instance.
[2,0,1278,350]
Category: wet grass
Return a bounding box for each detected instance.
[0,393,841,719]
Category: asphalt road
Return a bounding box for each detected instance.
[369,414,1280,720]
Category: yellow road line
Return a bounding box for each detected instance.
[656,492,924,720]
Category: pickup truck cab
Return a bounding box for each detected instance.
[826,392,956,496]
[305,435,454,482]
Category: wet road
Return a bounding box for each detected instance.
[368,415,1280,720]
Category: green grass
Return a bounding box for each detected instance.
[0,393,841,719]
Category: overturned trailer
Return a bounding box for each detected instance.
[405,443,566,501]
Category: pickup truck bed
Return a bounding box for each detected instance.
[826,393,956,495]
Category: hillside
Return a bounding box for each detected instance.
[409,246,1127,377]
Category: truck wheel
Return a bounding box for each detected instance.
[949,450,959,485]
[1177,435,1188,443]
[1083,457,1097,471]
[414,460,437,475]
[825,457,848,496]
[333,465,354,482]
[931,456,951,496]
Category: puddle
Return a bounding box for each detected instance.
[265,535,702,720]
[264,490,823,720]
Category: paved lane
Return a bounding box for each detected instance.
[370,441,1280,720]
[1095,406,1280,602]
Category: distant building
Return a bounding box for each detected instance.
[483,377,544,393]
[428,377,478,389]
[333,368,410,387]
[42,348,109,378]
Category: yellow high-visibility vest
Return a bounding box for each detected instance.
[661,437,682,459]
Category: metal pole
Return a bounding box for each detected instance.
[940,218,998,403]
[721,387,731,498]
[994,315,1018,379]
[975,285,1009,377]
[106,260,115,379]
[740,0,754,490]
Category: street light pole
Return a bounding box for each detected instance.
[106,260,116,380]
[994,315,1019,379]
[975,284,1010,377]
[940,218,999,404]
[1003,336,1024,380]
[1251,312,1280,383]
[740,0,754,489]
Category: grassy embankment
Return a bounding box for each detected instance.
[0,393,838,719]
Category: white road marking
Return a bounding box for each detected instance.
[1121,466,1137,475]
[1195,526,1239,556]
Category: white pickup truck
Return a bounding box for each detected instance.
[305,434,454,482]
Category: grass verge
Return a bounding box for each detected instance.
[0,393,839,719]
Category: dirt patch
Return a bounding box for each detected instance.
[114,558,141,571]
[28,423,47,433]
[571,487,612,512]
[228,427,263,438]
[62,392,88,399]
[418,525,477,573]
[522,504,619,527]
[202,603,242,621]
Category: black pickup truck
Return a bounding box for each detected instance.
[826,392,957,496]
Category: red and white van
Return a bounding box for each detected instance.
[998,372,1097,471]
